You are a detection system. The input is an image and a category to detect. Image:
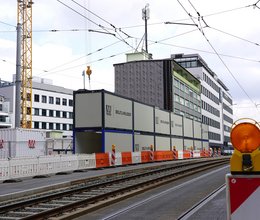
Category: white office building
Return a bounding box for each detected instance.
[0,94,12,128]
[172,54,233,149]
[0,77,73,137]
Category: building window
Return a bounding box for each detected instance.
[49,96,54,104]
[69,99,73,106]
[62,111,67,118]
[69,112,73,119]
[34,108,39,115]
[42,109,47,116]
[42,95,47,103]
[42,122,46,129]
[62,98,67,106]
[49,123,53,130]
[34,94,39,102]
[56,111,60,117]
[56,123,60,130]
[56,97,60,105]
[69,124,72,130]
[34,121,39,129]
[63,124,67,130]
[49,109,54,117]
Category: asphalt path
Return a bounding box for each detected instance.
[74,165,229,220]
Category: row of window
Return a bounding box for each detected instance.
[34,94,73,106]
[201,101,220,117]
[34,121,72,131]
[202,115,220,129]
[208,131,221,141]
[174,94,201,113]
[178,60,198,69]
[202,72,219,93]
[174,79,200,101]
[201,86,219,105]
[174,108,201,122]
[224,125,231,133]
[223,103,233,115]
[222,92,232,105]
[34,108,73,118]
[223,114,233,124]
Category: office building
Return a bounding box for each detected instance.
[0,77,73,137]
[172,53,233,149]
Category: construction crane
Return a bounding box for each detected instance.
[17,0,33,128]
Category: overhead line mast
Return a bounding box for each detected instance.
[17,0,33,128]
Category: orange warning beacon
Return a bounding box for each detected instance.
[230,118,260,174]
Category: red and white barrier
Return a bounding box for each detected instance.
[0,147,214,181]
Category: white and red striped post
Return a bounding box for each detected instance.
[173,146,177,160]
[218,148,221,156]
[111,144,116,166]
[150,145,154,162]
[190,146,194,158]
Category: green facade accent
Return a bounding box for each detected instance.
[173,70,200,93]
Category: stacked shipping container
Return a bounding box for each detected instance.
[73,90,209,154]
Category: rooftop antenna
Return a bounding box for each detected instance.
[142,4,150,53]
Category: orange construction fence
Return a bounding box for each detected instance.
[121,152,133,165]
[183,150,191,159]
[154,151,173,161]
[95,153,110,168]
[141,151,152,163]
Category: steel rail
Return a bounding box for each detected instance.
[177,183,226,220]
[0,158,229,220]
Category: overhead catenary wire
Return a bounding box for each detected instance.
[0,20,16,28]
[177,0,259,110]
[57,0,135,51]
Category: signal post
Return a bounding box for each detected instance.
[226,119,260,220]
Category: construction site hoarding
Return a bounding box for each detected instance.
[134,102,154,132]
[194,140,202,150]
[183,117,193,138]
[104,132,132,152]
[104,93,132,130]
[184,138,193,150]
[74,92,102,128]
[134,133,154,152]
[0,128,46,157]
[171,137,183,150]
[155,108,170,135]
[193,120,202,139]
[155,136,171,151]
[202,140,209,150]
[171,113,183,136]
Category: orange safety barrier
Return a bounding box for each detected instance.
[165,151,174,160]
[183,150,191,159]
[153,151,163,161]
[141,151,151,163]
[203,150,209,157]
[200,150,204,157]
[95,153,110,168]
[121,152,132,165]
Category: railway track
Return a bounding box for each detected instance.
[0,158,229,220]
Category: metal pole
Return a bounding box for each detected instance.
[145,13,148,53]
[15,23,22,128]
[82,70,85,90]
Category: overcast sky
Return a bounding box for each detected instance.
[0,0,260,122]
